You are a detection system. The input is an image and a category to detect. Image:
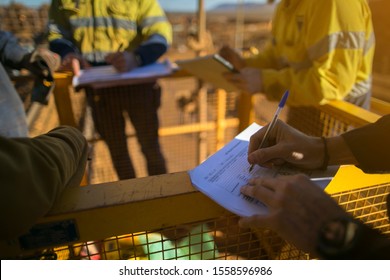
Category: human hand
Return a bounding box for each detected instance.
[248,120,324,169]
[239,174,348,256]
[223,67,262,94]
[218,45,246,70]
[23,48,61,78]
[59,53,91,75]
[105,51,139,72]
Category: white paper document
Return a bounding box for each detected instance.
[72,60,173,88]
[189,123,339,217]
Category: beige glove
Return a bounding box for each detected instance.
[24,48,61,104]
[27,47,61,78]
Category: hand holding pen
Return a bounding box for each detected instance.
[248,90,289,172]
[105,42,140,72]
[247,106,333,171]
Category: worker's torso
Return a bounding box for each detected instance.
[55,0,170,63]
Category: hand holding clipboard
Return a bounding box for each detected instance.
[176,54,241,92]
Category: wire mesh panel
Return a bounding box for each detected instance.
[285,106,351,137]
[18,184,387,260]
[334,183,390,234]
[2,168,388,260]
[44,216,305,260]
[72,76,242,185]
[251,98,380,139]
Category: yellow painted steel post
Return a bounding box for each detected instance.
[235,0,244,51]
[52,72,77,127]
[53,72,88,186]
[197,84,208,163]
[197,0,205,43]
[237,92,255,131]
[194,0,209,163]
[216,88,227,150]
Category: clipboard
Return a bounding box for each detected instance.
[176,54,239,92]
[72,60,173,90]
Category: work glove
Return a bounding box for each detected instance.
[23,48,61,78]
[22,48,61,105]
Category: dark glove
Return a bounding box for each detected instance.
[22,48,61,78]
[23,48,61,105]
[31,76,54,105]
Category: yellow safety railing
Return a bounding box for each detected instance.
[1,168,388,260]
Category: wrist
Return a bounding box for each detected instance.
[326,136,358,166]
[316,216,361,259]
[132,51,143,67]
[308,137,326,169]
[316,216,386,259]
[320,137,329,170]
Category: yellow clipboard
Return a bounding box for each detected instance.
[176,54,239,92]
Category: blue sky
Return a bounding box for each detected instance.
[1,0,268,11]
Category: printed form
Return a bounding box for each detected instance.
[189,123,339,217]
[72,60,173,88]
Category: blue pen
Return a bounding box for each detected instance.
[249,90,289,172]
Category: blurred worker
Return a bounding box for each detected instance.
[240,115,390,259]
[47,0,172,180]
[220,0,375,134]
[0,30,60,137]
[0,126,88,240]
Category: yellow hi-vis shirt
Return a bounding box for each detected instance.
[246,0,375,107]
[48,0,172,63]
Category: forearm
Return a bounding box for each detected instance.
[326,136,358,166]
[0,126,87,239]
[324,115,390,172]
[134,35,169,66]
[0,31,29,69]
[349,224,390,259]
[341,115,390,173]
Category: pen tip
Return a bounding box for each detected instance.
[279,90,289,108]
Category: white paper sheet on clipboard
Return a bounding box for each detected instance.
[189,123,339,217]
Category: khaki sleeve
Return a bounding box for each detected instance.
[0,126,88,240]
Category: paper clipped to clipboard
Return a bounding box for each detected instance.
[176,54,239,92]
[72,60,173,89]
[188,123,339,217]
